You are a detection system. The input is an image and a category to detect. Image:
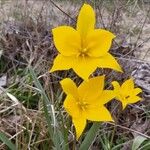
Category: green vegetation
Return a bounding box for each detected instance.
[0,0,150,149]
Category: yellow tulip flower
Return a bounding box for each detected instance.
[112,78,142,109]
[50,4,122,80]
[61,76,115,139]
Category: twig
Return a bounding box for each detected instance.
[107,122,150,139]
[49,0,76,23]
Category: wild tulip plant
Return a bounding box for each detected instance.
[50,4,142,140]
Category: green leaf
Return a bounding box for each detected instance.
[132,136,147,150]
[79,122,100,150]
[0,132,17,150]
[29,67,64,150]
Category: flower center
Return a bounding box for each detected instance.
[77,101,88,110]
[77,48,89,57]
[82,48,87,52]
[125,95,130,99]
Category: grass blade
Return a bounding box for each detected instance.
[79,122,100,150]
[29,67,64,150]
[0,132,17,150]
[132,136,147,150]
[29,67,53,136]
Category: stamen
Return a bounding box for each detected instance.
[76,48,88,58]
[125,95,130,99]
[83,48,87,52]
[77,101,88,110]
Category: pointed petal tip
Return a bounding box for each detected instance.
[109,32,116,39]
[112,34,116,39]
[76,135,80,141]
[119,67,124,73]
[49,68,54,73]
[49,65,59,73]
[115,65,123,73]
[137,87,142,93]
[122,103,127,110]
[82,3,93,8]
[109,118,115,122]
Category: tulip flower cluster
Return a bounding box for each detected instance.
[50,4,142,139]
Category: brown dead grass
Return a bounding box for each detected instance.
[0,0,150,149]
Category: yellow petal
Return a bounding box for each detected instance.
[77,4,95,38]
[133,88,142,95]
[78,76,105,103]
[72,116,86,139]
[99,90,115,105]
[50,54,71,72]
[112,81,120,91]
[122,101,128,110]
[98,53,122,72]
[52,26,81,56]
[64,95,80,118]
[121,96,141,110]
[122,95,141,110]
[85,105,113,122]
[73,56,100,80]
[112,81,122,100]
[127,95,141,104]
[122,78,134,92]
[60,78,78,99]
[86,29,116,57]
[51,54,100,80]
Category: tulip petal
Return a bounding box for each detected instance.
[99,90,115,105]
[72,116,86,140]
[50,55,99,80]
[122,78,134,91]
[127,95,141,104]
[73,56,99,80]
[64,95,80,118]
[133,88,142,95]
[78,76,104,102]
[85,105,113,122]
[112,81,120,90]
[122,101,128,110]
[121,96,141,110]
[60,78,78,99]
[86,29,115,57]
[122,96,141,109]
[98,53,122,72]
[52,26,81,56]
[77,4,95,38]
[50,54,74,72]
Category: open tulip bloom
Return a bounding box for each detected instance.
[50,4,122,80]
[60,76,115,139]
[112,78,142,109]
[48,2,143,143]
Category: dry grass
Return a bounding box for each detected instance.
[0,0,150,149]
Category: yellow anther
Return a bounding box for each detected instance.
[83,48,87,52]
[77,101,88,110]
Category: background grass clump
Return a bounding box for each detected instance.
[0,0,150,149]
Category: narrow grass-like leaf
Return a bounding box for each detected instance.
[139,141,150,150]
[29,68,53,135]
[79,122,100,150]
[29,67,64,150]
[132,136,147,150]
[0,132,17,150]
